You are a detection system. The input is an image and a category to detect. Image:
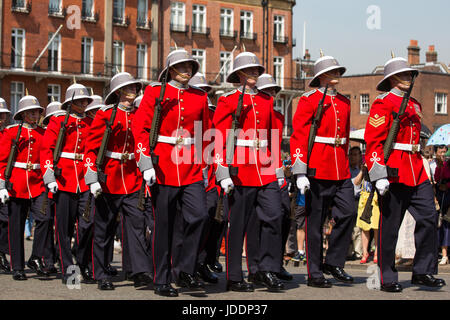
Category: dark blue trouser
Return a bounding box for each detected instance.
[92,191,152,281]
[378,181,438,284]
[305,178,356,279]
[151,181,208,285]
[0,204,9,255]
[225,182,283,282]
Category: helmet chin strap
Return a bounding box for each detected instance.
[119,89,137,100]
[392,74,411,86]
[322,72,340,81]
[238,70,258,81]
[171,66,192,81]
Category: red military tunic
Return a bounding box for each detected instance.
[84,104,142,195]
[205,108,218,193]
[290,88,351,181]
[212,87,280,187]
[274,109,287,188]
[132,81,210,187]
[0,124,45,199]
[364,88,427,187]
[40,113,92,193]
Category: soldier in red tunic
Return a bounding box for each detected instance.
[41,84,95,285]
[290,54,355,288]
[0,99,11,273]
[364,56,446,292]
[0,95,49,280]
[84,72,153,290]
[133,50,210,297]
[213,52,285,292]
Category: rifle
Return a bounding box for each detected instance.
[4,121,24,192]
[306,85,328,177]
[53,93,74,177]
[82,103,119,221]
[360,73,417,224]
[137,71,169,211]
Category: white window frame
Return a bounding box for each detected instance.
[10,82,24,116]
[137,43,148,80]
[220,8,233,35]
[48,32,61,72]
[81,37,93,74]
[12,0,27,9]
[273,15,285,40]
[82,0,94,18]
[360,94,370,115]
[171,2,185,28]
[273,57,284,88]
[192,49,205,74]
[137,0,148,27]
[219,51,232,83]
[274,98,284,114]
[192,4,206,32]
[240,11,253,36]
[48,84,61,104]
[11,28,25,69]
[113,40,125,74]
[113,0,125,23]
[435,92,448,115]
[49,0,62,14]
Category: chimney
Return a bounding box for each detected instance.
[407,40,420,65]
[426,45,438,63]
[304,49,310,60]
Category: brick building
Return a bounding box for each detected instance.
[0,0,300,132]
[290,40,450,152]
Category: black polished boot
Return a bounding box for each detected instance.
[132,272,153,288]
[411,274,446,288]
[97,279,114,290]
[27,257,50,277]
[380,282,403,293]
[177,271,204,289]
[12,270,27,281]
[0,253,10,272]
[197,263,218,284]
[154,284,178,297]
[323,264,353,283]
[307,277,332,288]
[226,280,254,292]
[256,271,285,292]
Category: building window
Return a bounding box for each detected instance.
[240,11,253,37]
[171,2,185,30]
[219,52,232,83]
[48,32,61,72]
[273,57,284,88]
[47,84,61,104]
[274,98,284,114]
[10,82,24,116]
[12,0,26,10]
[360,94,370,114]
[273,15,285,42]
[11,28,25,69]
[137,0,148,27]
[82,0,94,18]
[113,0,125,23]
[192,5,206,33]
[113,41,124,74]
[81,37,93,74]
[192,49,205,74]
[49,0,61,14]
[220,8,233,36]
[137,43,147,80]
[435,93,448,114]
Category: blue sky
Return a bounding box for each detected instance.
[292,0,450,75]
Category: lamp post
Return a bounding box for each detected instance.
[261,0,268,69]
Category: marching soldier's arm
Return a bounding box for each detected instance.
[40,116,61,185]
[363,98,393,181]
[290,94,315,175]
[212,95,232,182]
[83,109,108,185]
[0,128,13,189]
[132,85,156,173]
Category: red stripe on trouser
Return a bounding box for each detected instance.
[54,207,65,275]
[305,215,310,278]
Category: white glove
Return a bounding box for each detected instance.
[278,178,285,188]
[220,178,234,194]
[90,182,103,198]
[296,174,310,195]
[0,189,9,204]
[47,182,58,194]
[375,178,390,196]
[143,168,156,186]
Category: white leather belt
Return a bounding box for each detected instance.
[106,151,135,161]
[157,135,194,146]
[393,143,421,153]
[315,136,347,146]
[60,152,84,161]
[236,139,268,148]
[13,162,40,170]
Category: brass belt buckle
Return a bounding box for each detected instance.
[121,152,129,161]
[27,162,33,171]
[254,139,260,150]
[335,137,342,147]
[411,145,419,153]
[176,136,184,147]
[75,153,83,161]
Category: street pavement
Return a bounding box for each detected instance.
[0,240,449,301]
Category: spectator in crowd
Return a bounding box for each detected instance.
[290,188,306,264]
[348,146,363,260]
[434,146,450,265]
